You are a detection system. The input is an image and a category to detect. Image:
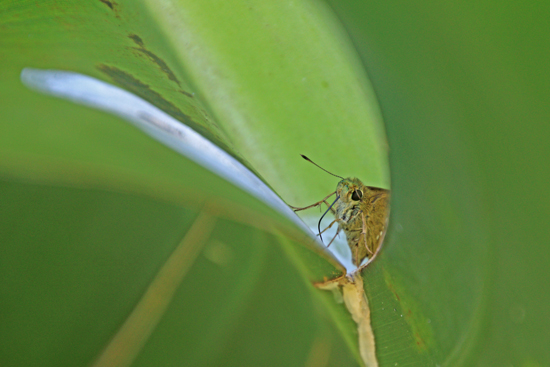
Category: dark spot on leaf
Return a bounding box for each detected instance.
[99,0,120,18]
[99,0,113,9]
[127,34,184,90]
[414,332,426,350]
[179,89,194,98]
[96,64,237,160]
[387,282,401,301]
[128,33,144,47]
[97,64,197,128]
[97,64,192,125]
[135,47,181,86]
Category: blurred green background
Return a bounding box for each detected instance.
[326,1,550,365]
[1,0,549,366]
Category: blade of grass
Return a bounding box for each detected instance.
[91,208,216,367]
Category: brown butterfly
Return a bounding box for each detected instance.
[290,155,390,266]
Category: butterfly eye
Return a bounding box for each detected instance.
[351,190,363,201]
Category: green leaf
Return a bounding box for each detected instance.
[2,0,548,366]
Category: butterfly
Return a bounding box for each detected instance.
[290,155,390,266]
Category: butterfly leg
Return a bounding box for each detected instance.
[288,191,336,212]
[327,226,342,248]
[319,218,342,235]
[318,217,344,247]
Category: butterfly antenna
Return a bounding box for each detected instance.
[301,155,344,180]
[318,195,340,244]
